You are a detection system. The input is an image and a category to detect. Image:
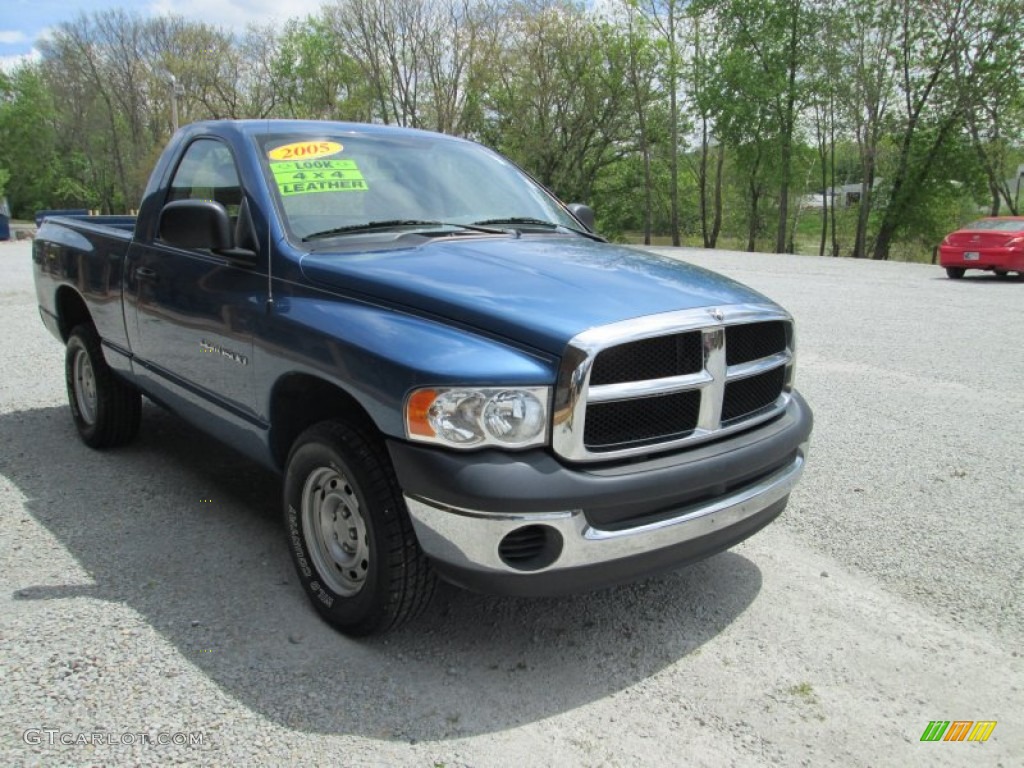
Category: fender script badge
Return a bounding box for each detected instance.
[200,338,249,366]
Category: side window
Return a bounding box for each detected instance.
[167,139,242,217]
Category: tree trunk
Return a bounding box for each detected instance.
[818,137,828,257]
[747,186,759,252]
[699,116,709,247]
[829,96,839,257]
[774,6,800,254]
[852,177,872,259]
[626,15,654,247]
[711,143,724,247]
[776,138,791,253]
[642,145,653,245]
[747,146,762,253]
[967,115,1003,216]
[668,10,680,247]
[669,74,680,246]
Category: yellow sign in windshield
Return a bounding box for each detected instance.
[267,141,343,161]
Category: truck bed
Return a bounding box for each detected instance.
[41,214,137,235]
[33,215,138,358]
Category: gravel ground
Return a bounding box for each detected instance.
[1,238,1021,766]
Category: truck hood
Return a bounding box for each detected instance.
[300,236,771,354]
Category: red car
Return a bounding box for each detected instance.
[939,217,1024,279]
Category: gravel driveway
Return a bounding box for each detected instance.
[1,239,1021,766]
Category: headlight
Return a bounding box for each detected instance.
[405,387,550,449]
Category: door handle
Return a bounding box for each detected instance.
[136,267,159,282]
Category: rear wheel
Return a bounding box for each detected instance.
[994,269,1010,279]
[65,324,141,448]
[284,420,436,635]
[945,267,965,279]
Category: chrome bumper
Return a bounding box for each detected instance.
[405,443,807,577]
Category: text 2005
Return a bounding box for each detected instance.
[276,142,334,159]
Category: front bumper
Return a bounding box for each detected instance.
[388,392,812,596]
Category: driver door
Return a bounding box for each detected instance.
[124,138,263,421]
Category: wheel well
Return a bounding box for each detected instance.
[55,286,92,342]
[269,374,379,470]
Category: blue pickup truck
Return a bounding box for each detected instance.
[33,120,812,635]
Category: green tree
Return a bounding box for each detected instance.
[715,0,811,253]
[682,3,725,247]
[0,66,66,217]
[618,2,662,243]
[482,2,634,203]
[871,0,1021,259]
[272,16,373,120]
[635,0,688,246]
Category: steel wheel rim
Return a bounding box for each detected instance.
[73,348,98,426]
[301,466,369,597]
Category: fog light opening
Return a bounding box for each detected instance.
[498,525,563,571]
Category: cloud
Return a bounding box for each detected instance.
[0,48,41,73]
[0,30,30,45]
[148,0,329,31]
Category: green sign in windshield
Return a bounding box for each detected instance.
[270,159,368,197]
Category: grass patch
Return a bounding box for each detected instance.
[788,681,817,702]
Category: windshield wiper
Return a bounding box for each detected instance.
[303,219,506,241]
[472,217,606,242]
[474,216,558,228]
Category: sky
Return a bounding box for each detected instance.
[0,0,329,71]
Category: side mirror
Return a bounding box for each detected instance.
[567,203,596,232]
[159,199,233,251]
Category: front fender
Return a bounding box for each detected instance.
[255,289,559,438]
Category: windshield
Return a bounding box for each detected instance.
[256,132,580,241]
[965,219,1024,231]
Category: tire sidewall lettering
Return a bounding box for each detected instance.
[286,505,313,578]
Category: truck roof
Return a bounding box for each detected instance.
[185,119,466,144]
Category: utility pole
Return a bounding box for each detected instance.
[169,75,184,132]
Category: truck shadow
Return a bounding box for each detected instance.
[2,404,763,740]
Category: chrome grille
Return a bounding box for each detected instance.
[553,305,794,462]
[590,332,703,385]
[584,390,701,450]
[726,321,787,365]
[722,366,786,424]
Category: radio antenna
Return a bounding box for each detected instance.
[264,119,275,314]
[266,230,275,313]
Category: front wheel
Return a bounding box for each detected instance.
[284,421,436,636]
[65,324,141,448]
[945,267,965,279]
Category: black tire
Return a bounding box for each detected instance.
[994,269,1010,279]
[284,420,436,636]
[65,324,142,448]
[945,267,965,279]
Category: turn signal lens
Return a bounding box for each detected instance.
[406,389,438,437]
